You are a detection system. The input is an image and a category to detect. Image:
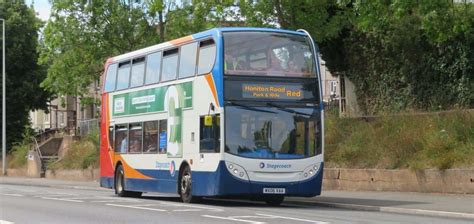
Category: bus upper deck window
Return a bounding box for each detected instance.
[197,39,216,75]
[130,57,145,88]
[161,48,179,82]
[179,42,198,79]
[145,52,162,85]
[104,63,118,92]
[116,61,131,90]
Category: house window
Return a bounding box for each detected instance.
[329,81,337,96]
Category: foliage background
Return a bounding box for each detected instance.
[40,0,473,115]
[0,1,52,151]
[2,0,473,156]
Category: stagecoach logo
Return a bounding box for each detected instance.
[170,161,176,177]
[259,162,292,169]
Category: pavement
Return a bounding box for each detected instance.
[1,176,473,220]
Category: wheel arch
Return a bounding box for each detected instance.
[177,160,190,193]
[114,161,123,188]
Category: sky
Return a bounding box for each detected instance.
[26,0,52,21]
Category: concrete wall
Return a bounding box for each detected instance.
[4,167,473,194]
[323,168,474,194]
[45,168,100,181]
[58,136,80,158]
[5,168,28,176]
[26,150,42,178]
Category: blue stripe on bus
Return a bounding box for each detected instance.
[125,178,177,194]
[111,161,323,197]
[213,31,224,106]
[100,176,114,188]
[192,161,323,197]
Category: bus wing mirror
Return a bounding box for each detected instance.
[204,115,213,127]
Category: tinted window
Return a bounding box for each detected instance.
[200,115,220,153]
[129,123,143,153]
[197,40,216,75]
[115,124,128,153]
[158,120,167,154]
[145,52,161,84]
[108,126,114,149]
[225,105,320,159]
[178,43,198,79]
[116,61,131,90]
[104,63,118,92]
[130,57,145,88]
[162,49,179,82]
[144,121,158,153]
[224,32,315,77]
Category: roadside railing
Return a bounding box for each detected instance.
[78,119,99,136]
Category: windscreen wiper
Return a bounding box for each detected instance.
[266,102,312,116]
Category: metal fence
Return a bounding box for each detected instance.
[78,119,99,136]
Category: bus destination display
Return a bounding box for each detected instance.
[242,83,303,100]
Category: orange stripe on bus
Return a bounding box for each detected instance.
[115,155,153,180]
[205,73,219,107]
[169,35,193,46]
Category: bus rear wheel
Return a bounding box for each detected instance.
[179,166,199,203]
[264,195,285,206]
[115,165,142,197]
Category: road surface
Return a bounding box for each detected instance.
[0,183,472,224]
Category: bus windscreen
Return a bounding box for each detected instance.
[223,32,316,78]
[225,105,322,159]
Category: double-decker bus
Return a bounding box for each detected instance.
[100,27,324,205]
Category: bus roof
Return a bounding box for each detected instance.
[108,27,308,63]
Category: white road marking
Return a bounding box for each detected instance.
[172,209,202,212]
[313,201,474,219]
[158,201,223,211]
[41,197,84,203]
[49,192,79,196]
[106,203,167,212]
[0,220,15,224]
[90,200,117,203]
[1,193,23,197]
[16,189,36,193]
[230,216,277,219]
[256,213,329,224]
[202,215,265,224]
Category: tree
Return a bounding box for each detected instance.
[239,0,473,113]
[40,0,160,103]
[336,1,474,113]
[0,0,51,151]
[40,0,229,99]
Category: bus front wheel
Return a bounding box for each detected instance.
[179,165,199,203]
[115,165,142,197]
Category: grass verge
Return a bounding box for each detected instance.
[48,129,100,170]
[325,110,474,170]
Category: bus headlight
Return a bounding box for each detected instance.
[303,163,321,180]
[225,161,249,181]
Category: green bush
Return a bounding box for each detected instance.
[325,110,474,170]
[48,129,100,170]
[8,143,29,168]
[8,126,35,168]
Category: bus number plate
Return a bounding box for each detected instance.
[263,188,286,194]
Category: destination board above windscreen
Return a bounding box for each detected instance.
[225,78,319,102]
[242,83,303,100]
